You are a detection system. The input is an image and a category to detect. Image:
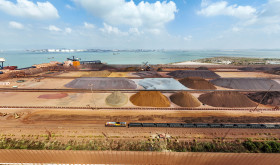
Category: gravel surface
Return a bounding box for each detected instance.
[65,78,137,89]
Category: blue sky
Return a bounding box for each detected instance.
[0,0,280,50]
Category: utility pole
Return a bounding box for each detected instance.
[253,85,274,112]
[88,83,97,110]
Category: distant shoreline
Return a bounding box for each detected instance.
[170,61,218,65]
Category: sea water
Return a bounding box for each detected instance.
[0,49,280,68]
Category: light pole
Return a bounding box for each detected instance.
[88,83,97,110]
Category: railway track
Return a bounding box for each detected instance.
[1,88,279,93]
[0,105,277,111]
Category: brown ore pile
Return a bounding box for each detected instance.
[80,70,111,77]
[130,91,170,107]
[170,92,201,107]
[198,91,257,107]
[179,77,216,89]
[247,92,280,106]
[167,70,220,79]
[105,91,128,107]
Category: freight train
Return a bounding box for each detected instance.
[105,122,280,129]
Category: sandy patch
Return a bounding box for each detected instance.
[216,72,280,78]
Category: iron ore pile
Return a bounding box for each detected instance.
[238,67,256,72]
[80,70,112,77]
[167,70,220,79]
[198,91,257,107]
[170,92,201,107]
[179,77,216,89]
[247,92,280,106]
[130,91,170,107]
[132,71,162,78]
[138,78,188,90]
[65,77,137,90]
[211,78,280,90]
[105,91,128,107]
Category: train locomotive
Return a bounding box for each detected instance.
[105,122,280,129]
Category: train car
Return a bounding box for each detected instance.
[236,124,251,128]
[263,124,276,129]
[105,122,126,127]
[156,123,169,127]
[128,123,142,127]
[142,123,156,127]
[251,124,265,129]
[195,123,210,128]
[182,124,195,128]
[221,124,235,128]
[209,124,222,128]
[168,123,183,128]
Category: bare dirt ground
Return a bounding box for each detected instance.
[215,72,280,78]
[0,150,279,165]
[0,91,272,109]
[0,70,280,151]
[0,109,280,143]
[0,77,73,89]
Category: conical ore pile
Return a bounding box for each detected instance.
[130,91,170,107]
[247,92,280,106]
[106,91,128,107]
[170,92,201,107]
[198,91,257,107]
[179,77,216,89]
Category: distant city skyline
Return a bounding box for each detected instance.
[0,0,280,50]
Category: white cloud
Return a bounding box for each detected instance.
[65,4,74,10]
[197,1,256,19]
[74,0,177,28]
[231,27,241,32]
[65,28,72,34]
[100,23,125,35]
[129,28,142,35]
[183,35,192,41]
[48,25,61,32]
[0,0,59,20]
[9,21,24,29]
[84,22,95,29]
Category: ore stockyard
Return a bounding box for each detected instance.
[0,60,280,163]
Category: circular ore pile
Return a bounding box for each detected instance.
[170,92,201,107]
[130,91,170,107]
[179,77,216,89]
[106,91,128,107]
[247,92,280,106]
[198,91,257,107]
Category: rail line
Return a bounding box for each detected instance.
[1,88,279,93]
[0,105,277,111]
